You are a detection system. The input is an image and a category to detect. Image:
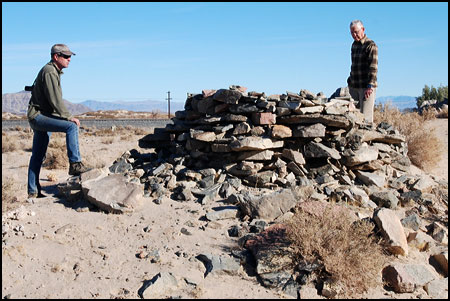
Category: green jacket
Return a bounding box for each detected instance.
[27,61,72,120]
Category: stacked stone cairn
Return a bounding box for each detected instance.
[70,85,447,297]
[138,84,412,202]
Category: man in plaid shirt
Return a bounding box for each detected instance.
[347,20,378,124]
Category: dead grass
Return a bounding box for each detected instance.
[2,176,20,212]
[436,106,448,118]
[46,173,58,182]
[43,148,68,170]
[374,102,443,171]
[75,110,172,120]
[84,126,149,137]
[3,110,173,121]
[421,107,438,121]
[40,133,68,170]
[2,131,19,153]
[284,202,387,298]
[2,130,33,153]
[101,137,115,144]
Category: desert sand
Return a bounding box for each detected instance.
[2,118,448,299]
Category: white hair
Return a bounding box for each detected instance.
[350,20,364,28]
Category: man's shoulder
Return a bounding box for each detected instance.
[41,62,59,74]
[364,37,377,47]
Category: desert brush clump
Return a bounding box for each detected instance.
[2,131,19,153]
[2,176,20,212]
[436,105,448,118]
[42,133,67,170]
[284,202,387,298]
[374,102,443,171]
[43,148,68,170]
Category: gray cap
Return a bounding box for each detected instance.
[51,44,76,56]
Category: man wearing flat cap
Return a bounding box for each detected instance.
[27,43,89,199]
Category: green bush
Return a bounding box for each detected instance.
[416,84,448,108]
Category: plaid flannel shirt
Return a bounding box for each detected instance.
[347,35,378,89]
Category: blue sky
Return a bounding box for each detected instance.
[2,2,448,105]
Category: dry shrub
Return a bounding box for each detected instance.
[47,173,58,182]
[120,135,133,141]
[43,148,67,169]
[89,125,147,138]
[48,137,66,149]
[92,128,115,136]
[285,203,386,298]
[133,127,148,135]
[436,106,448,118]
[123,125,148,135]
[421,107,438,121]
[2,176,19,212]
[2,132,19,153]
[83,155,108,169]
[101,137,114,144]
[374,102,443,171]
[18,130,33,140]
[40,133,69,169]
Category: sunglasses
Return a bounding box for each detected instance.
[58,53,71,59]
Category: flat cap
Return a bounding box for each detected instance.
[51,44,76,56]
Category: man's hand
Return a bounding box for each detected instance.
[69,117,80,126]
[365,87,374,99]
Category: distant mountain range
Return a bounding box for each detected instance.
[3,91,416,116]
[79,99,184,113]
[375,96,417,111]
[2,91,185,115]
[2,91,92,115]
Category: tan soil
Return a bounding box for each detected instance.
[2,118,448,299]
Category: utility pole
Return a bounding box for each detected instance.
[166,91,171,119]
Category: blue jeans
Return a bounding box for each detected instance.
[27,113,81,195]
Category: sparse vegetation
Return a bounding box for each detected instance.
[43,148,68,170]
[284,202,387,298]
[2,176,20,212]
[374,102,443,171]
[2,130,31,153]
[2,131,19,153]
[82,125,148,137]
[416,84,448,108]
[2,110,173,120]
[46,173,58,182]
[101,137,115,144]
[436,105,448,118]
[2,123,148,213]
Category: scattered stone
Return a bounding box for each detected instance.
[138,271,178,299]
[374,208,408,256]
[196,253,241,277]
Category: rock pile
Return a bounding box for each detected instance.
[57,85,448,298]
[137,85,413,203]
[419,98,448,114]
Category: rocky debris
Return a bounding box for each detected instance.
[431,251,448,276]
[374,208,409,256]
[419,98,448,114]
[382,263,440,293]
[138,271,178,299]
[81,172,144,214]
[196,253,242,277]
[50,85,448,298]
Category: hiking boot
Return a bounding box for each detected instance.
[69,161,90,176]
[28,191,46,199]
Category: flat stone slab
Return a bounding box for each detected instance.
[82,174,144,214]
